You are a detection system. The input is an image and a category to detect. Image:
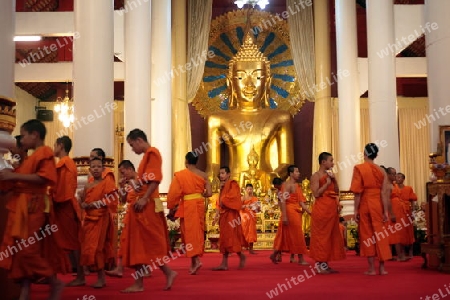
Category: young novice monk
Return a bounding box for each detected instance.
[79,157,117,288]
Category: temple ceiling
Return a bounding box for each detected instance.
[14,0,427,101]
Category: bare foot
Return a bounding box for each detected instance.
[49,279,64,300]
[91,280,106,289]
[379,270,388,275]
[189,262,202,275]
[290,258,297,263]
[327,268,339,274]
[83,266,90,276]
[238,254,246,269]
[269,254,278,264]
[249,250,257,254]
[18,291,29,300]
[364,270,376,276]
[121,284,144,293]
[212,265,228,271]
[66,278,86,287]
[105,269,123,278]
[318,269,331,275]
[298,261,310,266]
[163,270,177,291]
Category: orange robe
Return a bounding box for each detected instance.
[273,184,308,254]
[240,196,258,244]
[389,184,411,245]
[0,146,69,280]
[399,185,417,244]
[121,147,171,267]
[167,169,206,258]
[80,179,116,270]
[350,162,392,261]
[51,156,80,251]
[309,175,346,262]
[218,180,245,253]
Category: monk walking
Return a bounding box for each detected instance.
[167,152,212,275]
[240,183,259,254]
[212,166,246,270]
[270,165,311,265]
[396,172,417,259]
[105,159,136,278]
[350,143,395,275]
[121,129,177,292]
[52,136,85,286]
[309,152,346,274]
[0,119,64,300]
[79,157,117,288]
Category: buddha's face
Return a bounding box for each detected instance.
[232,61,267,109]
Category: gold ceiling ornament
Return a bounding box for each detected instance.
[192,8,305,117]
[0,96,16,133]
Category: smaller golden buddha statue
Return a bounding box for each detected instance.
[301,178,313,235]
[239,147,277,195]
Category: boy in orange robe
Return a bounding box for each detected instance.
[88,148,118,268]
[121,129,177,293]
[240,183,259,254]
[167,152,212,275]
[79,157,117,288]
[383,167,409,261]
[396,172,417,258]
[212,166,246,270]
[105,159,136,278]
[309,152,346,274]
[52,136,84,286]
[350,143,395,275]
[0,119,64,300]
[270,165,311,265]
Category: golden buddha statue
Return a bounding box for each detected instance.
[206,33,294,193]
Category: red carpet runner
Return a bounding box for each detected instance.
[32,251,449,300]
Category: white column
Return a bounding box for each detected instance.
[151,0,172,192]
[335,0,361,188]
[335,0,361,217]
[123,0,152,168]
[0,0,16,171]
[425,0,450,152]
[366,0,400,170]
[312,0,332,172]
[0,0,15,103]
[171,0,191,172]
[73,0,114,158]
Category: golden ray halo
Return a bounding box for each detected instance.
[192,9,306,118]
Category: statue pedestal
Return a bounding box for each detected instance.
[339,191,355,218]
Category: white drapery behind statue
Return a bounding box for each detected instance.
[286,0,316,102]
[187,0,213,102]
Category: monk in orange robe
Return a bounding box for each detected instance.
[50,135,85,286]
[382,167,409,261]
[212,166,246,270]
[79,157,117,288]
[167,152,212,275]
[240,183,259,254]
[396,172,417,258]
[350,143,395,275]
[88,148,118,269]
[121,129,177,293]
[105,159,137,278]
[309,152,346,274]
[0,119,64,300]
[270,165,311,265]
